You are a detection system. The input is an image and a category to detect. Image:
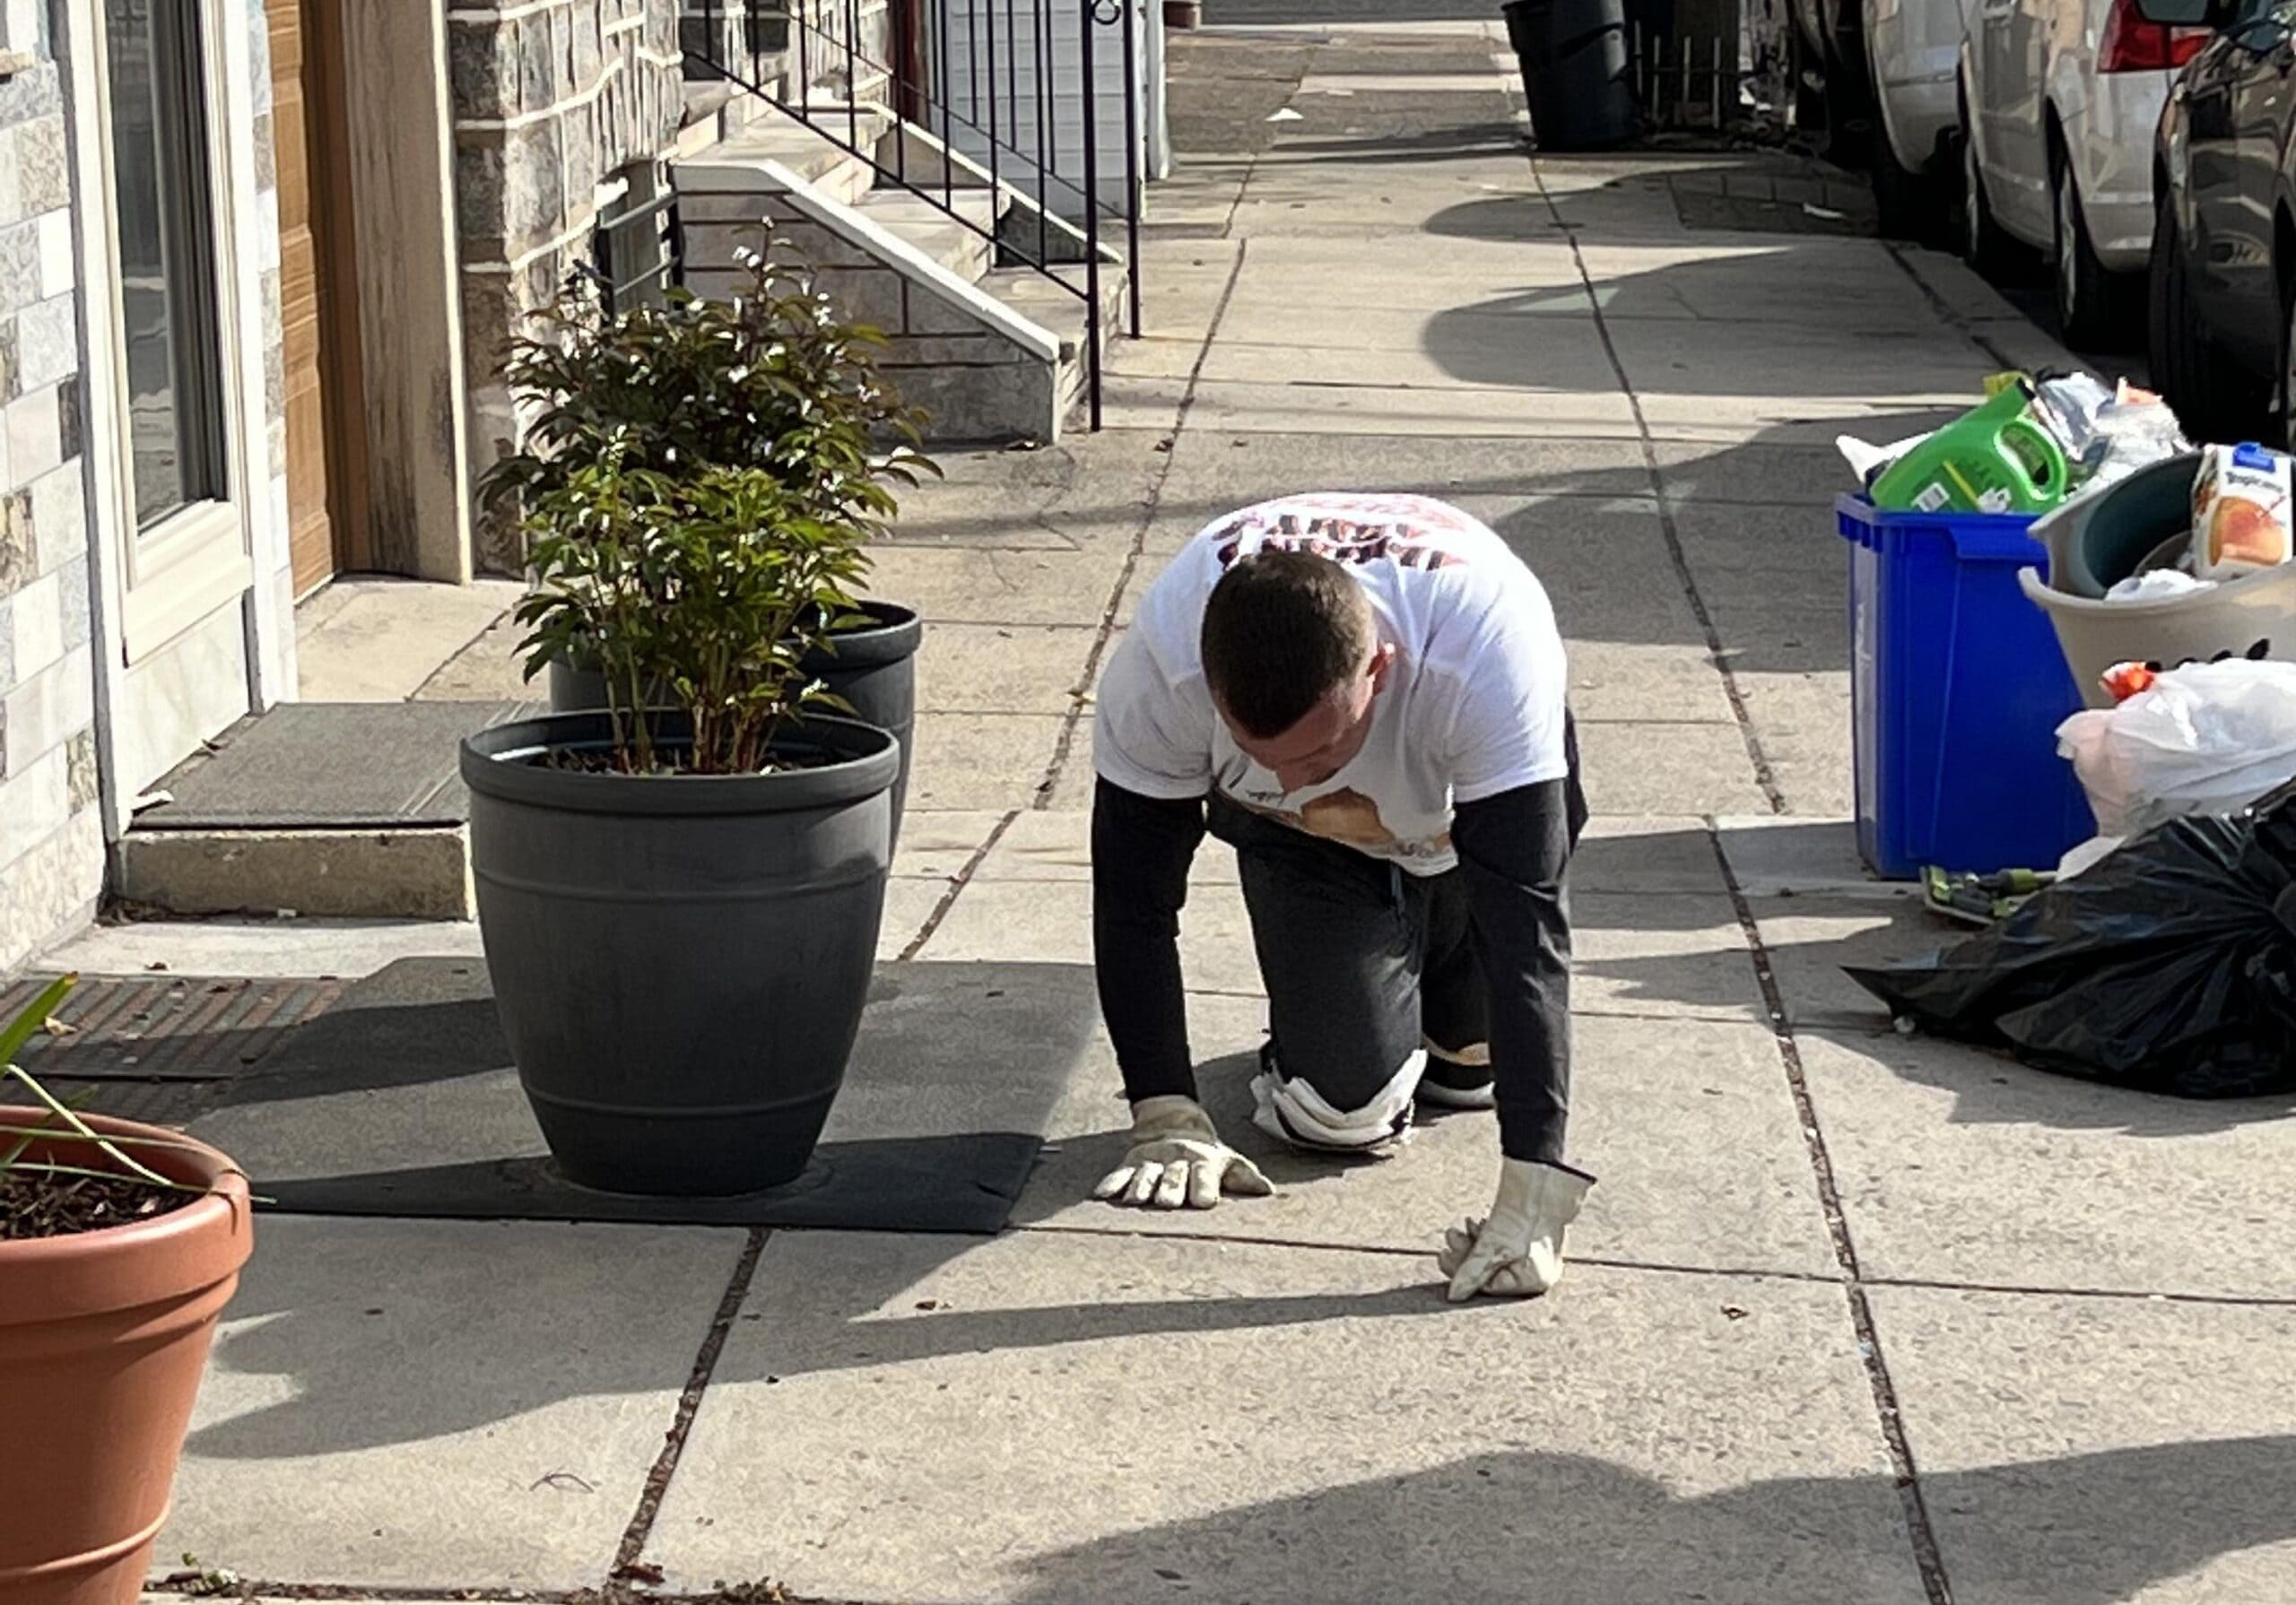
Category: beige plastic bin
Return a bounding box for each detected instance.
[2019,561,2296,708]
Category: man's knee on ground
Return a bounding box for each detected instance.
[1249,1043,1426,1153]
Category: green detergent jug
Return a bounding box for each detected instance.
[1869,381,2071,516]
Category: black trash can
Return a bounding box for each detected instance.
[1503,0,1639,152]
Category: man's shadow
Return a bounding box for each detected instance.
[1002,1438,2296,1605]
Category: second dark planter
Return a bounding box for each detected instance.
[546,600,921,842]
[461,711,899,1195]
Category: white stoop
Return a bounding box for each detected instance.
[674,108,1126,445]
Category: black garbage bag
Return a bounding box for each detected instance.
[1846,781,2296,1098]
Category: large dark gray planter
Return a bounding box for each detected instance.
[460,710,899,1195]
[545,600,921,842]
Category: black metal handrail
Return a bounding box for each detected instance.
[684,0,1144,430]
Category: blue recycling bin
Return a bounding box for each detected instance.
[1838,495,2096,879]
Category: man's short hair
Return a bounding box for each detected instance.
[1200,549,1374,738]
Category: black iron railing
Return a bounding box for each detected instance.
[683,0,1144,430]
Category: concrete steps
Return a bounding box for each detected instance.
[117,704,528,921]
[673,103,1129,445]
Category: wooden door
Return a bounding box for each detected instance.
[270,0,368,594]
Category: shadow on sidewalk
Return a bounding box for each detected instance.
[997,1438,2296,1604]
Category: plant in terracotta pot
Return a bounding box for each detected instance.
[483,240,935,834]
[0,975,253,1605]
[462,429,901,1195]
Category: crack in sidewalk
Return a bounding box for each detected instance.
[1526,158,1789,817]
[1709,822,1956,1605]
[1029,236,1251,812]
[612,1228,770,1575]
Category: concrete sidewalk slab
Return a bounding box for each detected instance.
[1637,395,1967,446]
[891,810,1013,879]
[1797,1025,2296,1300]
[1571,240,1945,317]
[158,1217,744,1590]
[647,1237,1914,1604]
[294,580,523,704]
[1176,378,1643,438]
[916,623,1100,714]
[1605,319,1993,404]
[972,809,1243,887]
[1650,438,1859,506]
[1211,308,1603,374]
[1152,437,1660,526]
[861,547,1129,624]
[919,876,1258,995]
[1731,672,1855,816]
[1714,816,1877,898]
[1017,1005,1837,1279]
[1563,641,1740,725]
[1576,720,1770,815]
[1868,1287,2296,1602]
[1183,318,1622,393]
[906,713,1065,810]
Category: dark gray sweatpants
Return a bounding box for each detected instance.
[1208,795,1519,1107]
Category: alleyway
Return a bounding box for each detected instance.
[109,19,2296,1604]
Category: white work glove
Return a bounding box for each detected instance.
[1093,1095,1274,1210]
[1438,1158,1595,1301]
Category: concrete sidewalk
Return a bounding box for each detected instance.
[119,21,2296,1605]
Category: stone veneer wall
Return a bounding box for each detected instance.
[0,0,288,972]
[449,0,686,576]
[0,5,100,972]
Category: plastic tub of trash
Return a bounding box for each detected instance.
[1839,496,2096,880]
[2020,451,2296,709]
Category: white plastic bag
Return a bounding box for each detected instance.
[2105,568,2216,603]
[2057,660,2296,837]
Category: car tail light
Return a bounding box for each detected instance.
[2100,0,2210,71]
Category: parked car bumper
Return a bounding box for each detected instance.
[2066,71,2170,270]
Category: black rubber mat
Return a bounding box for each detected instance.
[133,702,533,829]
[187,957,1098,1234]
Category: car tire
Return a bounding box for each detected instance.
[1873,127,1935,243]
[2152,196,2270,443]
[2052,157,2139,351]
[2277,267,2296,453]
[2147,199,2197,418]
[1960,90,2017,280]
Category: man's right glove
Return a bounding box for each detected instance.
[1093,1095,1274,1210]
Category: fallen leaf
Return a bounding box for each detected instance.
[40,1018,76,1037]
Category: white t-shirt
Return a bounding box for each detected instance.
[1093,493,1570,877]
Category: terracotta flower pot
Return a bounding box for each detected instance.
[0,1112,252,1605]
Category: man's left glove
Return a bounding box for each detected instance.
[1093,1095,1274,1210]
[1438,1158,1596,1301]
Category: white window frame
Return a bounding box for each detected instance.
[73,0,271,665]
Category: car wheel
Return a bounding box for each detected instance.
[2052,158,2138,351]
[1960,94,2015,278]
